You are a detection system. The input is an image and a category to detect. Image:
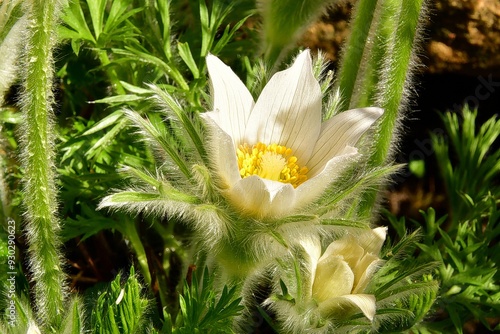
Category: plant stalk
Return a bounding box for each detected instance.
[20,0,66,329]
[372,0,425,165]
[334,0,379,113]
[120,219,152,285]
[359,0,426,215]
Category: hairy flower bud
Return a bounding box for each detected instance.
[265,227,387,332]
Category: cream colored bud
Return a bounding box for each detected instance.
[310,227,387,321]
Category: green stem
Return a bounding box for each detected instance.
[352,0,399,108]
[262,0,336,69]
[121,219,152,285]
[359,0,426,215]
[371,0,425,165]
[217,237,258,281]
[97,50,126,95]
[334,0,379,112]
[20,0,65,328]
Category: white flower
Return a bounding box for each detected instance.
[308,227,387,321]
[264,227,387,332]
[203,50,383,219]
[27,322,42,334]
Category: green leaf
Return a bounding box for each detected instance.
[120,81,152,94]
[212,15,250,55]
[176,267,242,332]
[58,25,85,42]
[104,0,140,35]
[106,191,163,203]
[80,110,124,136]
[87,267,151,333]
[103,189,198,205]
[124,109,192,178]
[60,0,96,43]
[61,215,118,241]
[87,0,107,41]
[148,85,207,162]
[121,166,162,188]
[59,297,84,333]
[432,108,500,227]
[198,0,232,58]
[85,117,128,159]
[113,48,189,90]
[275,279,295,303]
[409,159,425,178]
[91,94,142,104]
[178,42,200,78]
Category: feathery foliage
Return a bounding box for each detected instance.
[385,108,500,333]
[173,267,244,333]
[85,267,151,333]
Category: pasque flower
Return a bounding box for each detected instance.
[265,227,387,332]
[311,227,387,321]
[203,50,383,219]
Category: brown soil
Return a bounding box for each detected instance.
[300,0,500,76]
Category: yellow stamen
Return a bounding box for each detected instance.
[237,142,308,188]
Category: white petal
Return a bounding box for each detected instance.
[206,54,255,145]
[307,107,383,176]
[297,236,323,297]
[299,235,322,266]
[27,323,42,334]
[359,226,388,255]
[295,147,358,206]
[320,237,365,269]
[225,176,296,218]
[318,294,377,321]
[353,258,384,294]
[313,256,354,302]
[203,110,221,124]
[244,50,322,164]
[201,114,241,188]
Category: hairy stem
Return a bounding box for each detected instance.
[372,0,425,164]
[352,0,399,108]
[359,0,426,215]
[261,0,337,68]
[334,0,379,113]
[20,0,65,328]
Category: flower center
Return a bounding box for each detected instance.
[236,142,308,188]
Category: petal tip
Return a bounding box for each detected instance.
[363,106,384,118]
[373,226,388,240]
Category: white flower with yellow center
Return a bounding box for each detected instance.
[203,50,383,219]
